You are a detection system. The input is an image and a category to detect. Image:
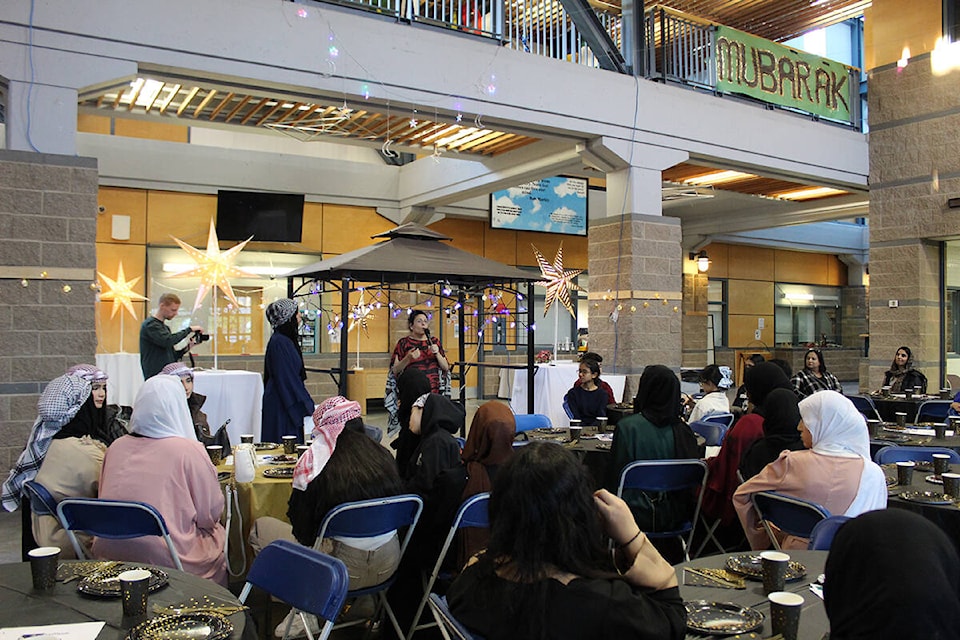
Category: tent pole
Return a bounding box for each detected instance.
[458,288,466,436]
[338,276,350,397]
[527,281,535,415]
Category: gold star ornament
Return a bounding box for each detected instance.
[98,262,148,320]
[532,242,583,318]
[170,219,257,309]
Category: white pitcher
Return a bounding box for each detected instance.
[234,443,257,483]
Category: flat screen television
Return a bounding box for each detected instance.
[490,176,588,236]
[216,190,304,243]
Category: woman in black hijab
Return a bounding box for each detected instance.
[738,388,806,480]
[392,368,433,477]
[825,509,960,640]
[610,366,698,538]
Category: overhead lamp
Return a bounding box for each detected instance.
[690,250,711,273]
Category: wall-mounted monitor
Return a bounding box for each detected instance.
[490,176,588,236]
[216,190,305,243]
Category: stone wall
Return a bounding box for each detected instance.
[868,54,960,389]
[0,150,99,480]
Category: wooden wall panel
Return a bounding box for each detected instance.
[775,249,829,284]
[327,285,392,354]
[484,227,517,266]
[864,0,941,69]
[727,245,774,280]
[728,314,775,348]
[728,280,775,315]
[827,255,846,286]
[299,202,323,252]
[96,242,147,354]
[146,191,216,246]
[515,232,588,269]
[78,114,111,134]
[114,119,189,143]
[322,205,394,255]
[430,218,484,256]
[702,243,728,279]
[97,187,147,245]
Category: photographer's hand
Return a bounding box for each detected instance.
[190,325,204,333]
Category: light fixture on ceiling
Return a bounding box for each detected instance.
[690,250,711,273]
[683,170,757,186]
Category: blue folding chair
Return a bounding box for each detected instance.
[427,593,479,640]
[239,540,349,640]
[513,414,551,434]
[874,445,960,465]
[703,412,735,430]
[56,497,183,570]
[407,493,489,640]
[751,491,830,550]
[808,515,851,551]
[689,421,726,447]
[845,395,881,422]
[314,494,423,639]
[23,480,58,517]
[916,400,952,423]
[616,459,708,561]
[562,399,574,420]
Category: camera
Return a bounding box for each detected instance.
[194,331,211,343]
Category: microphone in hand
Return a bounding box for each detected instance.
[424,328,431,342]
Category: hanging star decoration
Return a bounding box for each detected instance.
[170,219,257,309]
[98,262,148,320]
[348,290,375,336]
[532,242,583,318]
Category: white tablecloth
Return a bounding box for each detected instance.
[95,353,144,406]
[193,369,264,445]
[510,361,626,428]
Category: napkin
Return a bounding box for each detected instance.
[0,622,105,640]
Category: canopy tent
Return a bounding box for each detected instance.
[285,223,539,413]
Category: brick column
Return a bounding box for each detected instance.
[587,213,683,384]
[0,150,99,478]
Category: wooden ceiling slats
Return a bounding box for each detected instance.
[223,95,252,123]
[176,87,201,116]
[192,89,218,119]
[158,84,181,114]
[208,92,236,121]
[239,97,270,124]
[254,101,285,126]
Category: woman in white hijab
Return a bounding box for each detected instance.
[93,376,227,585]
[733,390,886,549]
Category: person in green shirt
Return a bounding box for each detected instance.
[139,293,203,379]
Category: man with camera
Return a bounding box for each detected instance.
[139,292,205,379]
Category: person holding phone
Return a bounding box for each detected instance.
[390,310,449,394]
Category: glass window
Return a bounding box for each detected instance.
[707,279,727,349]
[946,0,960,42]
[774,283,842,347]
[145,247,319,356]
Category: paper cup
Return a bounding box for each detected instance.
[597,416,609,433]
[881,386,892,398]
[760,550,790,595]
[296,445,310,458]
[933,453,951,477]
[27,546,60,591]
[119,568,151,622]
[935,424,947,440]
[895,412,908,428]
[942,473,960,500]
[240,434,254,444]
[896,461,915,486]
[568,426,582,443]
[282,435,298,454]
[206,445,223,466]
[866,419,881,438]
[769,591,804,640]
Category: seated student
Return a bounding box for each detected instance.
[564,357,608,426]
[732,354,765,416]
[391,368,433,478]
[448,442,686,640]
[609,365,699,545]
[573,352,616,404]
[250,396,404,638]
[824,509,960,640]
[687,364,733,424]
[733,391,887,550]
[459,401,515,565]
[94,376,227,585]
[738,388,806,481]
[2,366,126,558]
[881,346,927,394]
[161,362,228,449]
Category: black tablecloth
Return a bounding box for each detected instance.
[884,464,960,555]
[871,395,936,422]
[0,561,256,640]
[675,550,828,640]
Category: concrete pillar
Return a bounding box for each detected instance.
[6,82,79,156]
[585,141,688,384]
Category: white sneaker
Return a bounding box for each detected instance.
[274,609,321,639]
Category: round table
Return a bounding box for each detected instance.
[675,550,828,640]
[884,464,960,555]
[0,561,255,639]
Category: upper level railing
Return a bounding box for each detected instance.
[299,0,861,129]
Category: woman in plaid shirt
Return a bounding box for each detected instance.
[791,349,843,399]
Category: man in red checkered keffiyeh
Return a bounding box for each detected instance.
[292,396,362,491]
